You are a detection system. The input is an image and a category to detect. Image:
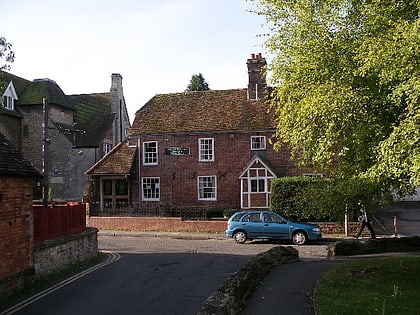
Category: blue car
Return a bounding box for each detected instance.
[226,211,322,245]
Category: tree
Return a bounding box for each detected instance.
[186,73,210,91]
[0,37,15,71]
[251,0,420,196]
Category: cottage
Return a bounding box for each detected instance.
[0,72,130,201]
[86,54,317,215]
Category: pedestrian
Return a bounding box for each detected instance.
[354,200,376,239]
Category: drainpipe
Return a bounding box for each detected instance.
[138,137,142,205]
[42,98,49,208]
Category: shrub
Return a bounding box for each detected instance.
[270,176,390,222]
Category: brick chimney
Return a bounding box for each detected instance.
[247,53,267,101]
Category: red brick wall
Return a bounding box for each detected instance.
[138,132,311,210]
[88,216,361,236]
[0,176,35,297]
[88,216,227,233]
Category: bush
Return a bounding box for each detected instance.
[270,177,390,222]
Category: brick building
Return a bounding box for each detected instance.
[0,132,41,299]
[0,72,130,201]
[86,54,316,214]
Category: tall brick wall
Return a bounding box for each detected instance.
[0,176,35,298]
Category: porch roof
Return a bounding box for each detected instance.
[85,142,136,175]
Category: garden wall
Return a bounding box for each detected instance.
[88,216,361,235]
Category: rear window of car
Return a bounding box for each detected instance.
[231,213,245,221]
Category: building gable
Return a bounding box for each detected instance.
[67,93,115,148]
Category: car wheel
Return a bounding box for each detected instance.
[292,231,308,245]
[233,231,247,244]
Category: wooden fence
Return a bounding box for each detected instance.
[33,202,86,243]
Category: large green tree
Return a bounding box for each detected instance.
[251,0,420,196]
[186,73,210,91]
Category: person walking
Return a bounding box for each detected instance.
[354,200,376,239]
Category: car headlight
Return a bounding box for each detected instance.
[312,227,321,232]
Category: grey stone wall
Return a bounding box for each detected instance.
[34,228,98,278]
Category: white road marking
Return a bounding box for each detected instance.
[1,251,120,315]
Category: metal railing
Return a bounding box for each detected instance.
[88,202,222,220]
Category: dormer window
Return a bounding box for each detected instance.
[2,81,18,111]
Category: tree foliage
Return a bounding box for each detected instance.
[251,0,420,196]
[0,37,15,71]
[186,73,210,91]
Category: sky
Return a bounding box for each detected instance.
[1,0,269,122]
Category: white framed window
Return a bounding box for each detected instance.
[199,138,214,162]
[3,95,13,110]
[142,177,160,201]
[251,179,266,192]
[251,136,266,150]
[143,141,158,165]
[103,142,112,154]
[198,176,217,200]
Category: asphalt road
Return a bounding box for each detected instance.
[1,236,330,315]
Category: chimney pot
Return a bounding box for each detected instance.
[251,53,256,59]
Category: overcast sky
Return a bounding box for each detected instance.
[1,0,268,121]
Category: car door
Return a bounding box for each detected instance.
[262,212,290,239]
[240,212,264,238]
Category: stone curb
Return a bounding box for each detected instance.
[197,246,299,315]
[327,236,420,257]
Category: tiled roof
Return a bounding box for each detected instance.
[85,142,136,175]
[67,93,115,147]
[17,79,73,110]
[0,131,41,177]
[129,89,276,136]
[1,71,73,110]
[1,71,31,95]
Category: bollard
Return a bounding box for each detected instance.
[393,216,398,237]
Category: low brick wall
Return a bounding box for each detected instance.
[34,227,98,278]
[88,216,363,236]
[88,216,227,233]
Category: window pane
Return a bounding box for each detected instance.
[116,180,128,195]
[198,176,216,200]
[251,179,265,192]
[143,141,158,165]
[251,136,266,150]
[199,138,214,161]
[142,177,160,200]
[103,180,112,195]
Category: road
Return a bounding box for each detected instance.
[1,235,330,315]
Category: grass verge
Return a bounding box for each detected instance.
[315,256,420,314]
